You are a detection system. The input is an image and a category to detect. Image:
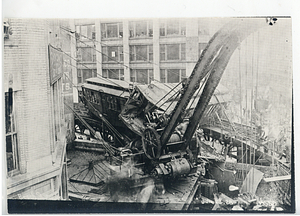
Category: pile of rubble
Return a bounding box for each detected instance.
[191,179,285,211]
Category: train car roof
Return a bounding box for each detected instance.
[136,81,231,114]
[84,77,132,92]
[82,83,130,98]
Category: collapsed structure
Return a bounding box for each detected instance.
[66,18,293,211]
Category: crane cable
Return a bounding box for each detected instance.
[238,43,244,181]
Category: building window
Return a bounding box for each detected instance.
[130,69,153,84]
[102,46,123,62]
[102,69,124,80]
[129,21,153,38]
[77,69,97,84]
[160,69,186,83]
[160,44,186,61]
[5,89,19,173]
[130,45,153,62]
[77,47,96,62]
[101,23,123,39]
[75,25,96,40]
[160,20,186,37]
[198,43,207,57]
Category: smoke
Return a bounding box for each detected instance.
[104,157,164,206]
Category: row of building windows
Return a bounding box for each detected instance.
[76,42,206,84]
[75,19,210,40]
[77,44,193,63]
[77,43,202,63]
[74,21,209,85]
[77,68,187,85]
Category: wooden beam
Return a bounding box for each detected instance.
[263,175,291,182]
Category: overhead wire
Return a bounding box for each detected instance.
[162,89,181,116]
[186,72,210,112]
[51,51,125,156]
[55,46,126,89]
[60,26,175,91]
[58,29,132,87]
[60,25,128,68]
[61,25,160,68]
[238,44,245,181]
[59,28,194,112]
[60,25,188,88]
[245,37,249,192]
[53,44,190,151]
[61,37,186,113]
[251,31,255,193]
[147,81,183,112]
[62,72,126,163]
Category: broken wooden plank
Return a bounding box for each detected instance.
[263,175,291,182]
[73,139,106,152]
[182,181,200,210]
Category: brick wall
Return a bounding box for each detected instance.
[4,19,70,199]
[4,19,53,173]
[5,19,53,172]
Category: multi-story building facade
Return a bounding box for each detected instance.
[71,18,292,109]
[71,17,292,143]
[71,18,227,102]
[4,19,74,200]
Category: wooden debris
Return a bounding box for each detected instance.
[263,175,291,182]
[232,205,244,211]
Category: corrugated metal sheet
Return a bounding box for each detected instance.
[136,81,230,115]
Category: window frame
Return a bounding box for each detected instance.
[77,69,97,84]
[159,20,186,37]
[160,69,186,83]
[160,43,186,61]
[130,69,154,84]
[102,46,124,63]
[129,20,153,38]
[102,69,124,81]
[5,90,19,175]
[75,24,96,41]
[101,22,123,39]
[130,45,153,62]
[77,47,96,63]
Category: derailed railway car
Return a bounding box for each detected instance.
[75,18,271,181]
[77,78,137,145]
[78,77,230,178]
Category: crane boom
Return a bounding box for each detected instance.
[161,18,268,146]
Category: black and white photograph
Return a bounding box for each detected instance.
[3,1,296,213]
